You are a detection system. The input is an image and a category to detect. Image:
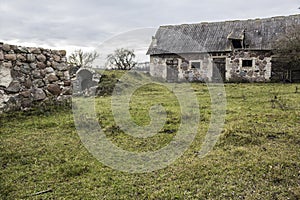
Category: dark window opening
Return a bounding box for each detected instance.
[232,39,243,49]
[242,60,253,67]
[191,62,201,69]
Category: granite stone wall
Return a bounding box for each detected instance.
[0,42,72,113]
[226,50,272,82]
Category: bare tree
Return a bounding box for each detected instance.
[273,25,300,71]
[68,49,99,68]
[106,48,137,70]
[272,25,300,82]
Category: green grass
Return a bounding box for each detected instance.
[1,80,300,199]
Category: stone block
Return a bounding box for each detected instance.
[46,74,59,83]
[27,54,36,62]
[47,84,61,95]
[17,54,27,62]
[2,44,11,52]
[4,54,17,61]
[45,67,54,74]
[0,51,4,61]
[0,66,13,87]
[6,81,21,93]
[37,54,47,62]
[33,79,45,88]
[31,88,46,101]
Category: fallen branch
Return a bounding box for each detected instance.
[30,188,53,197]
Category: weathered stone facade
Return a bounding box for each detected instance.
[149,50,272,82]
[226,51,272,82]
[0,42,72,113]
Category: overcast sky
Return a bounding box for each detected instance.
[1,0,299,63]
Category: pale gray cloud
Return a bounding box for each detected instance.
[0,0,299,56]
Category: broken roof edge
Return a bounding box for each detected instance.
[147,49,272,56]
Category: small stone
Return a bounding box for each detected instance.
[21,98,32,108]
[64,71,70,80]
[37,54,47,62]
[18,76,25,83]
[6,81,21,93]
[11,70,22,79]
[0,51,4,60]
[32,70,42,79]
[57,95,71,103]
[46,74,59,83]
[30,63,37,69]
[45,67,54,73]
[61,57,67,62]
[16,61,23,66]
[57,81,65,86]
[259,55,265,60]
[2,44,11,52]
[56,63,68,71]
[59,50,67,56]
[24,79,32,88]
[234,59,240,63]
[27,54,36,62]
[0,66,13,87]
[3,61,13,68]
[56,71,64,78]
[33,79,45,88]
[4,54,17,61]
[13,66,21,71]
[29,48,41,54]
[64,80,71,86]
[40,70,47,77]
[20,63,31,74]
[20,90,31,98]
[37,62,46,69]
[51,50,59,55]
[51,61,59,69]
[10,45,17,51]
[17,54,27,62]
[15,47,28,53]
[47,84,61,95]
[31,88,46,101]
[0,93,10,109]
[43,51,51,58]
[62,87,72,95]
[53,55,61,62]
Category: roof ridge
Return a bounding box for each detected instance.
[159,14,300,28]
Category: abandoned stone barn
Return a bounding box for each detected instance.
[147,14,300,82]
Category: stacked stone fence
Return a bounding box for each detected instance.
[0,42,72,113]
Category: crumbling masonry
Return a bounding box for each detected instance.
[0,42,72,113]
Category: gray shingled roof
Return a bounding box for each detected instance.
[147,15,300,55]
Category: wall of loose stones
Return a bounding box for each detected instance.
[0,42,72,113]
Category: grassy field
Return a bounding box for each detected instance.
[1,74,300,199]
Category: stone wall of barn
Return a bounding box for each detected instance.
[225,50,272,82]
[177,53,213,82]
[0,42,72,113]
[149,56,168,79]
[150,54,214,82]
[149,50,272,82]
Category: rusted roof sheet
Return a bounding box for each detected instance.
[147,15,300,55]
